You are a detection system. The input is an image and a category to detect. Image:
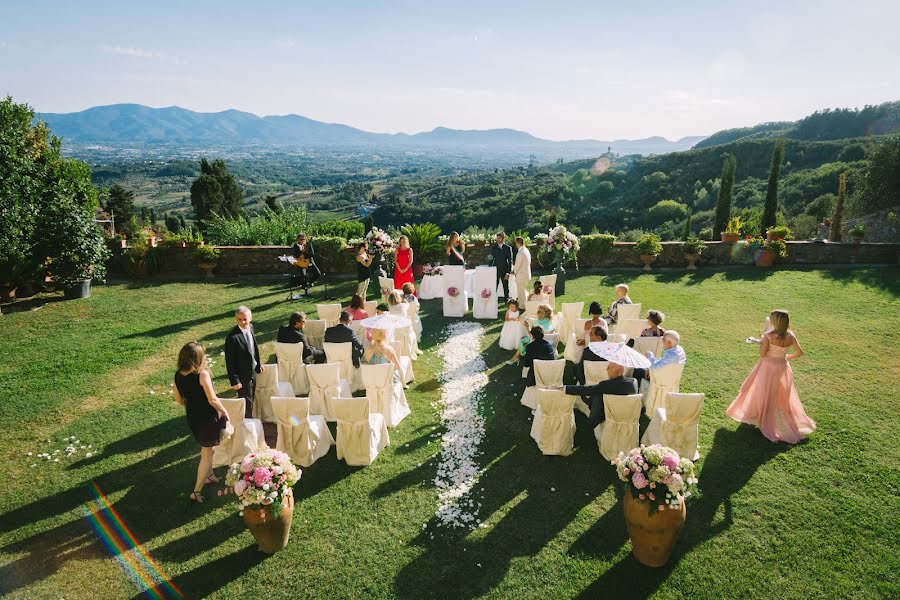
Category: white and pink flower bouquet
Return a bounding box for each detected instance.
[365,226,395,254]
[422,264,443,276]
[615,445,697,514]
[545,225,580,256]
[223,450,300,518]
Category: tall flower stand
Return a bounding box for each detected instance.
[553,263,566,296]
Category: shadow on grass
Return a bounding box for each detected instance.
[817,266,899,296]
[0,294,68,314]
[574,425,790,598]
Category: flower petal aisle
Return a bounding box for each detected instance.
[432,321,488,530]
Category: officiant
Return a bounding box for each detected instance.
[489,232,514,302]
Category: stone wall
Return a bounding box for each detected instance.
[113,241,899,279]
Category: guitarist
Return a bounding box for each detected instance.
[291,232,321,292]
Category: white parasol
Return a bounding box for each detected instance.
[359,314,412,330]
[587,341,652,368]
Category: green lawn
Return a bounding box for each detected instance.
[0,268,898,599]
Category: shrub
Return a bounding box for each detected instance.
[634,234,663,256]
[400,222,443,263]
[193,245,221,264]
[724,216,744,235]
[681,237,707,255]
[765,238,787,257]
[312,236,348,272]
[849,222,865,237]
[578,233,617,266]
[205,206,361,245]
[699,227,714,240]
[618,228,650,242]
[767,225,792,239]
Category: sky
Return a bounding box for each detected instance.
[1,0,899,141]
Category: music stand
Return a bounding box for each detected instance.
[278,255,305,302]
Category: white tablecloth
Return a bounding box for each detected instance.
[418,269,477,300]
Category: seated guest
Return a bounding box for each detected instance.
[632,330,686,382]
[641,310,665,337]
[560,362,638,428]
[528,280,550,302]
[345,294,369,321]
[604,283,633,325]
[579,301,608,345]
[521,326,556,388]
[507,304,556,365]
[276,311,325,364]
[324,311,365,368]
[363,328,405,386]
[401,282,418,304]
[574,326,608,384]
[375,303,389,315]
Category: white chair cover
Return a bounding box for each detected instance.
[641,392,704,460]
[441,265,468,317]
[304,319,326,350]
[499,277,518,300]
[644,361,685,416]
[315,303,343,328]
[633,336,663,359]
[274,341,310,395]
[524,300,543,318]
[324,342,362,392]
[271,396,334,467]
[530,388,576,456]
[584,361,611,386]
[408,299,423,340]
[419,273,442,299]
[361,363,410,427]
[614,303,641,332]
[558,302,584,342]
[333,396,390,466]
[349,321,369,348]
[596,393,642,462]
[538,274,557,307]
[254,365,295,423]
[563,319,591,362]
[389,303,409,318]
[306,362,350,421]
[545,333,560,356]
[393,324,419,361]
[212,398,268,467]
[619,319,646,342]
[473,266,498,319]
[520,358,565,410]
[364,300,377,318]
[606,333,627,344]
[379,276,399,304]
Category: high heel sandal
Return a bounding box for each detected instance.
[189,490,204,504]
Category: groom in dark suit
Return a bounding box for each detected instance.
[489,232,514,302]
[323,311,365,368]
[225,306,264,417]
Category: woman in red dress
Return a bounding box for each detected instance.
[393,235,415,292]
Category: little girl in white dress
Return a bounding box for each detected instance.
[499,300,522,350]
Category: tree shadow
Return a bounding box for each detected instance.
[138,543,267,600]
[574,425,790,598]
[0,294,67,314]
[817,266,899,296]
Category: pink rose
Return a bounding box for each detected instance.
[639,494,646,500]
[253,468,272,486]
[661,454,679,470]
[659,504,666,511]
[632,472,648,489]
[623,468,630,475]
[649,493,656,501]
[233,479,247,496]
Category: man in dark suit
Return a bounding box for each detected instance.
[521,326,556,388]
[225,306,264,417]
[276,311,325,364]
[323,311,364,368]
[489,232,514,302]
[574,326,608,385]
[561,362,637,428]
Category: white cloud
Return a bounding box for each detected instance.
[275,39,297,49]
[0,41,17,49]
[663,89,733,112]
[100,44,186,65]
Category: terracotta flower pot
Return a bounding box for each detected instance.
[639,254,658,271]
[721,233,740,244]
[755,249,776,268]
[198,261,217,278]
[684,253,700,271]
[623,492,686,567]
[766,231,785,242]
[242,495,294,553]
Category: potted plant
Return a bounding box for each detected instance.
[747,237,786,267]
[766,225,791,242]
[634,234,663,271]
[615,445,698,567]
[849,222,865,243]
[161,233,186,248]
[183,228,204,248]
[107,233,128,250]
[401,222,443,278]
[51,214,110,300]
[194,245,220,278]
[721,216,743,243]
[222,450,301,553]
[681,237,707,270]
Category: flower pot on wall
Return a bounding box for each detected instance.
[623,492,686,567]
[684,253,701,271]
[242,495,295,554]
[721,233,740,244]
[755,249,776,267]
[0,285,17,302]
[198,261,217,279]
[639,254,658,271]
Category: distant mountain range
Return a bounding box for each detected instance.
[36,104,705,155]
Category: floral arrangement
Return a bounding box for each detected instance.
[543,285,554,295]
[447,286,459,298]
[545,225,580,256]
[742,236,787,258]
[222,450,300,518]
[381,287,392,296]
[422,264,443,276]
[480,288,492,299]
[615,445,698,514]
[365,226,395,254]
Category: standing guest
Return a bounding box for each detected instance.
[499,299,522,350]
[291,233,320,291]
[394,235,415,291]
[605,283,633,326]
[355,241,373,298]
[324,311,365,368]
[507,304,556,364]
[521,326,557,388]
[446,232,466,266]
[345,294,369,321]
[726,310,815,444]
[574,326,608,385]
[224,306,263,418]
[632,330,686,382]
[641,310,666,337]
[174,342,230,504]
[511,236,532,310]
[579,301,608,344]
[277,311,325,364]
[529,280,550,303]
[489,232,514,302]
[560,363,638,428]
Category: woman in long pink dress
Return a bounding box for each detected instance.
[726,310,816,444]
[393,235,415,291]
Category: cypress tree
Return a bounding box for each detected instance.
[830,172,846,242]
[681,210,693,241]
[761,140,785,234]
[713,154,736,240]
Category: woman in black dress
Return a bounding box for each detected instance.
[446,231,466,266]
[173,342,230,503]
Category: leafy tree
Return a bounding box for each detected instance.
[681,210,693,241]
[858,135,900,214]
[190,158,243,225]
[713,154,736,239]
[264,194,283,213]
[105,184,136,231]
[164,212,181,233]
[761,140,785,233]
[831,172,846,241]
